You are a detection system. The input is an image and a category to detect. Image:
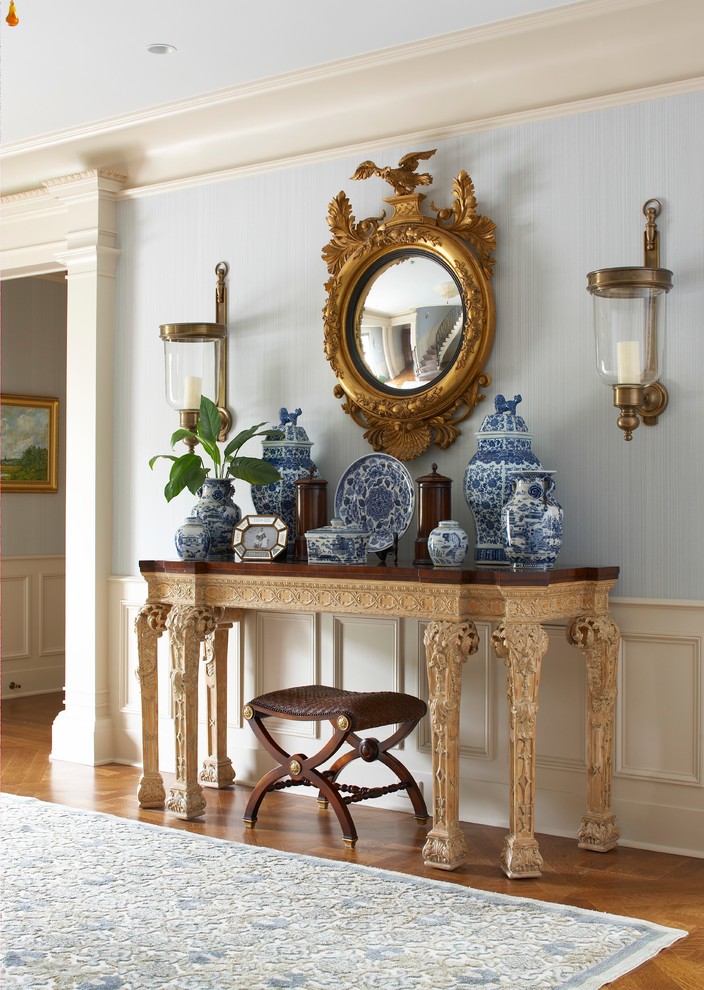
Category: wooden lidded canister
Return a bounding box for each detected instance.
[414,463,452,566]
[294,468,328,562]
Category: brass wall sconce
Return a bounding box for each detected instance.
[159,262,232,445]
[587,200,673,441]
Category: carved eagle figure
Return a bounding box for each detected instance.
[350,149,436,196]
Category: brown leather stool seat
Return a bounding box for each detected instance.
[243,684,429,847]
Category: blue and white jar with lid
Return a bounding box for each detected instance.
[174,515,211,560]
[463,393,542,565]
[427,520,469,567]
[251,407,319,557]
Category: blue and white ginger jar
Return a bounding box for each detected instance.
[251,407,318,557]
[174,515,211,561]
[427,520,468,567]
[192,477,241,559]
[502,470,563,569]
[463,393,542,564]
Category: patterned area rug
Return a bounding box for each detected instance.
[1,794,686,990]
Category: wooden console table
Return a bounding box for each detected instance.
[136,559,621,878]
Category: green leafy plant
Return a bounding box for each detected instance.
[150,395,282,502]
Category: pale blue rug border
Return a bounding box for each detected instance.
[1,792,688,990]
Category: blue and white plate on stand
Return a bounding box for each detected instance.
[334,453,415,553]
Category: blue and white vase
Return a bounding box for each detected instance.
[427,520,468,567]
[251,408,318,557]
[192,477,241,559]
[174,515,211,561]
[463,393,542,565]
[502,470,563,569]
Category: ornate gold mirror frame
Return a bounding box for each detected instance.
[322,150,496,460]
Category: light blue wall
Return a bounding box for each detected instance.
[114,90,704,600]
[2,276,67,556]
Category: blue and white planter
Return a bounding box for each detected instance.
[427,520,468,567]
[192,477,241,560]
[174,515,211,561]
[251,408,318,557]
[464,394,542,565]
[502,470,563,569]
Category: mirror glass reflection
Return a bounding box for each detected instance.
[354,256,464,393]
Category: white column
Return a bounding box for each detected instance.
[50,170,124,764]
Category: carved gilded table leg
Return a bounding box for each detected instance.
[135,603,170,809]
[491,621,549,879]
[568,615,621,852]
[199,615,239,789]
[422,620,479,870]
[165,604,224,820]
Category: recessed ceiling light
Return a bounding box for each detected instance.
[147,44,177,55]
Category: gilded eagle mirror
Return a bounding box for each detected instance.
[322,149,496,461]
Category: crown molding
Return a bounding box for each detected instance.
[2,0,703,199]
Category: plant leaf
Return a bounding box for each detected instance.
[198,396,222,445]
[222,422,272,459]
[226,456,282,485]
[169,428,198,449]
[197,436,221,472]
[149,454,178,470]
[164,454,209,501]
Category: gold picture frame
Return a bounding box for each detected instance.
[1,394,59,492]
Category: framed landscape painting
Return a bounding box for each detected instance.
[1,394,59,492]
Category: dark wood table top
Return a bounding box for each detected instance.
[139,558,619,589]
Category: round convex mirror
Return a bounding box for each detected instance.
[351,253,464,394]
[321,152,496,460]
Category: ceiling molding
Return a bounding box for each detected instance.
[2,0,703,199]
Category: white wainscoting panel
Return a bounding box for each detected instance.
[618,633,701,785]
[39,572,66,656]
[254,611,319,742]
[1,556,64,697]
[535,624,587,773]
[333,615,400,694]
[108,579,704,857]
[1,574,30,659]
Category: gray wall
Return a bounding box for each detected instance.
[2,276,67,556]
[114,89,704,600]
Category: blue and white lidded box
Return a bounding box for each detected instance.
[305,518,370,565]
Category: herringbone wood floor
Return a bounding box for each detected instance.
[3,693,703,988]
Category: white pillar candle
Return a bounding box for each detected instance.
[182,375,202,409]
[616,341,641,384]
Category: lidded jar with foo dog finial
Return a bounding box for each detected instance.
[251,407,319,557]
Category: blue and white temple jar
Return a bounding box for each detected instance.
[251,407,319,557]
[192,477,241,559]
[502,470,563,569]
[427,520,469,567]
[463,393,542,565]
[174,515,211,560]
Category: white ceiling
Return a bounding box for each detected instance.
[1,0,702,199]
[0,0,579,146]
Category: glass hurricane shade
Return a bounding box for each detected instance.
[159,323,225,411]
[587,268,672,386]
